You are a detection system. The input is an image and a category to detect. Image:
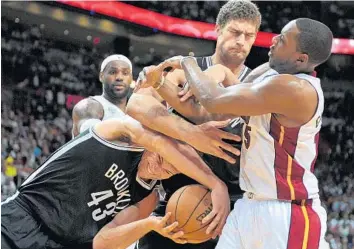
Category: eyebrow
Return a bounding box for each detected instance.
[279,33,287,43]
[228,28,255,36]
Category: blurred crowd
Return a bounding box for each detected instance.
[1,2,354,247]
[126,1,354,38]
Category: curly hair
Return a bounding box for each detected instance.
[216,0,262,30]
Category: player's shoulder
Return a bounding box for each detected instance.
[262,74,318,104]
[74,97,102,108]
[272,74,316,93]
[264,74,306,90]
[72,97,104,119]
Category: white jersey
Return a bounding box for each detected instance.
[92,95,125,120]
[240,69,324,201]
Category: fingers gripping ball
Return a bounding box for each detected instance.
[166,185,213,244]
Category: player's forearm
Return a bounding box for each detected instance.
[155,79,207,124]
[93,217,154,249]
[180,58,225,109]
[144,135,223,190]
[126,94,199,143]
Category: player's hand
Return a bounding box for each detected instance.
[160,55,185,70]
[202,181,230,239]
[134,64,166,92]
[149,213,188,244]
[188,120,241,164]
[178,82,196,103]
[138,152,179,180]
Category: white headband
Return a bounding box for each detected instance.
[100,54,132,73]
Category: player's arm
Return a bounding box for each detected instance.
[72,98,104,138]
[155,66,237,124]
[95,116,228,191]
[180,58,316,121]
[95,116,231,237]
[93,191,186,249]
[126,92,240,163]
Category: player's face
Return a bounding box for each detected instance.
[268,21,306,73]
[100,61,132,100]
[216,19,257,65]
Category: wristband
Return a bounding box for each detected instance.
[153,75,165,90]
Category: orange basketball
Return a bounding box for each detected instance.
[166,184,213,244]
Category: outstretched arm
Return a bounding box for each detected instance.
[126,92,240,164]
[94,116,225,191]
[72,98,104,138]
[180,57,317,123]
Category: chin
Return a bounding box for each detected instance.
[268,60,275,69]
[114,90,129,99]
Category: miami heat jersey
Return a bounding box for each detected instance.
[240,69,323,201]
[92,95,125,120]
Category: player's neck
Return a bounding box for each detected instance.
[103,93,128,112]
[211,54,245,77]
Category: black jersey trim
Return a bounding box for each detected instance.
[90,127,145,152]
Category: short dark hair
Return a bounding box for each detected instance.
[216,0,261,30]
[295,18,333,65]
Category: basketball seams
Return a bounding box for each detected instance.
[174,186,189,226]
[183,193,213,234]
[178,188,209,229]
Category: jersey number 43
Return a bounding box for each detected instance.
[87,190,116,221]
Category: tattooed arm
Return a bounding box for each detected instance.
[72,98,104,138]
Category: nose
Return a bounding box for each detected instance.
[115,72,124,81]
[235,33,245,47]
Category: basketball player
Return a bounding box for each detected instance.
[72,54,131,138]
[69,53,239,249]
[1,115,236,249]
[159,18,333,249]
[127,1,261,248]
[73,54,242,165]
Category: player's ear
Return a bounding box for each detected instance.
[215,24,222,35]
[99,72,103,83]
[296,53,309,66]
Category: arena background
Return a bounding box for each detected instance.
[1,1,353,248]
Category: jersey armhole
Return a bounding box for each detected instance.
[136,175,158,190]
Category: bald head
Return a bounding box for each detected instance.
[295,18,333,66]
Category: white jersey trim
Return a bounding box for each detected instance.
[90,127,145,152]
[20,132,93,187]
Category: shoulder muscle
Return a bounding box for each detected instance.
[72,98,104,121]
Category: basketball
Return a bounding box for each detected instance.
[166,184,213,244]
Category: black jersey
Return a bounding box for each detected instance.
[160,56,252,209]
[12,128,153,246]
